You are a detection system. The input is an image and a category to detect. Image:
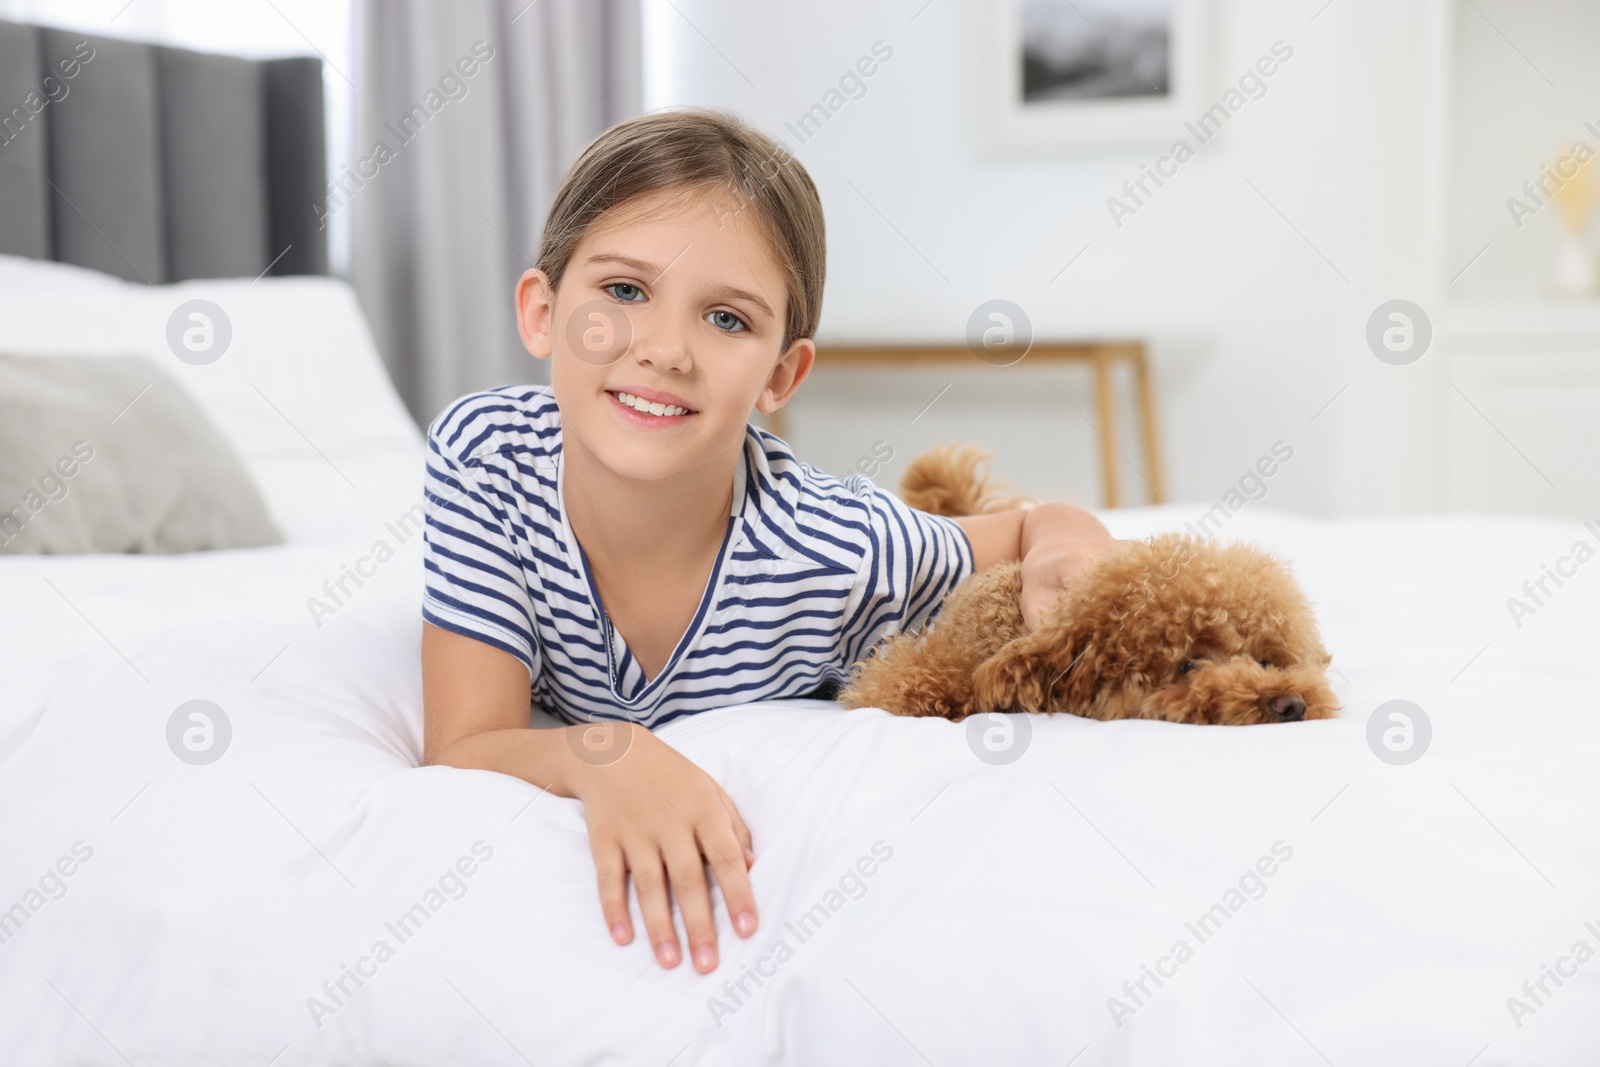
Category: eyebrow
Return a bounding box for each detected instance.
[583,252,776,319]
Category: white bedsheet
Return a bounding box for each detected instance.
[2,503,1598,1065]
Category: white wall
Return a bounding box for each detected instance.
[643,0,1369,518]
[645,0,1366,517]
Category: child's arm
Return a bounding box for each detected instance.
[421,623,758,974]
[951,502,1122,630]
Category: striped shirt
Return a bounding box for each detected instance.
[421,385,975,729]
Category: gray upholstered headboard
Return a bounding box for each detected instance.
[0,19,327,283]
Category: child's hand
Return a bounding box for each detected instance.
[567,724,757,973]
[1019,535,1125,631]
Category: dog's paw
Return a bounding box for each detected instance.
[970,654,1047,715]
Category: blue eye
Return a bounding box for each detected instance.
[606,283,644,302]
[708,309,747,332]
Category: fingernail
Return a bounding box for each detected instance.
[693,945,716,971]
[734,910,757,936]
[610,923,629,944]
[656,941,679,967]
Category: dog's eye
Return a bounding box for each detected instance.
[1259,659,1270,669]
[1179,660,1197,676]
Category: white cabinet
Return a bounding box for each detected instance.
[1429,307,1600,517]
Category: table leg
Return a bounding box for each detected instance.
[1094,348,1119,508]
[1132,343,1164,505]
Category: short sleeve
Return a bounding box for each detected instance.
[420,421,542,683]
[838,475,976,665]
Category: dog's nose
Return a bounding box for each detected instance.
[1267,695,1306,722]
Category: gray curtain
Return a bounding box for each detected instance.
[351,0,641,427]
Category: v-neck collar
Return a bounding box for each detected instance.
[556,431,752,705]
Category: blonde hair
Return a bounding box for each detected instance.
[536,108,826,351]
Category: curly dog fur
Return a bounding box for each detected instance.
[838,443,1340,725]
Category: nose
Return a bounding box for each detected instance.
[629,313,693,375]
[1267,695,1306,722]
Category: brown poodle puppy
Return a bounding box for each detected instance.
[839,444,1340,725]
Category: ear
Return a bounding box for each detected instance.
[756,337,815,415]
[516,268,556,360]
[971,624,1098,714]
[1281,613,1332,668]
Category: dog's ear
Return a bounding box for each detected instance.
[971,625,1098,714]
[1279,610,1332,668]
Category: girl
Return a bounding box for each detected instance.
[419,108,1115,977]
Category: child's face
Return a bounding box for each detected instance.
[517,187,814,484]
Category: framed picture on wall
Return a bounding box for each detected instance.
[970,0,1207,153]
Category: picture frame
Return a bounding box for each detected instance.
[969,0,1208,154]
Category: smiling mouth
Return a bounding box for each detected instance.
[608,390,695,417]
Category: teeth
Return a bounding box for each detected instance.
[615,391,688,417]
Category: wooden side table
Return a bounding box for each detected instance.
[763,341,1164,508]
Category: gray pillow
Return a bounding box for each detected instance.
[0,352,283,553]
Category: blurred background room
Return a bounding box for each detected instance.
[3,0,1597,522]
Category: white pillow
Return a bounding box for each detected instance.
[0,256,424,544]
[0,253,125,293]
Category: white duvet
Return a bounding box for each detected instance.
[2,262,1596,1064]
[4,489,1599,1065]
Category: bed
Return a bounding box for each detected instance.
[3,19,1599,1067]
[2,257,1597,1065]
